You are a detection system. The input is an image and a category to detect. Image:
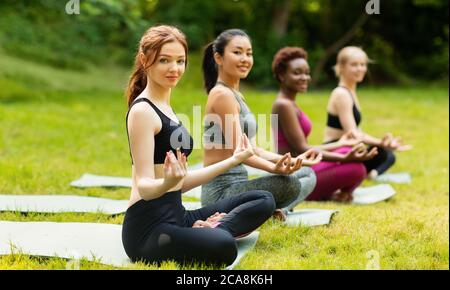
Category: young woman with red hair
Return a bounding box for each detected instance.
[121,25,275,267]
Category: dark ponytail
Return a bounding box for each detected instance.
[202,29,251,94]
[202,42,218,94]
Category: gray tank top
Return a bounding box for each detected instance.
[204,82,258,145]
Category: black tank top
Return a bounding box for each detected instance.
[125,98,193,165]
[327,86,362,130]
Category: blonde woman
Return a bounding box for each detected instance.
[325,46,412,179]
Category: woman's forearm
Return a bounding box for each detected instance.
[181,157,240,193]
[243,155,277,173]
[319,150,347,162]
[254,147,283,163]
[362,133,382,146]
[137,177,173,201]
[312,141,344,152]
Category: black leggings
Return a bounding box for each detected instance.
[325,140,396,176]
[122,190,275,267]
[363,146,396,175]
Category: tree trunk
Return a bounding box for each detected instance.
[272,0,292,39]
[312,13,370,86]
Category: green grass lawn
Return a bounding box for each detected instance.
[0,52,448,270]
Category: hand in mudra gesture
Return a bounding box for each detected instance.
[344,143,378,162]
[192,212,227,229]
[272,153,302,175]
[339,131,364,147]
[162,149,187,188]
[232,134,255,164]
[297,149,323,166]
[381,133,413,152]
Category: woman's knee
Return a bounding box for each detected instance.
[340,163,367,183]
[242,190,276,215]
[181,230,238,267]
[210,232,238,266]
[298,167,317,192]
[295,166,315,178]
[254,190,276,214]
[353,163,367,181]
[386,150,396,166]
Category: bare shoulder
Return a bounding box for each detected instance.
[331,87,352,102]
[127,100,162,132]
[208,86,239,112]
[329,87,353,110]
[209,85,236,102]
[272,98,293,114]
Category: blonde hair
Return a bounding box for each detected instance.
[333,46,371,78]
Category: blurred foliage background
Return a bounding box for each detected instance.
[0,0,448,88]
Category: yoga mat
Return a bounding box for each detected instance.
[285,209,338,227]
[70,171,411,190]
[184,184,396,206]
[70,166,268,190]
[352,184,396,205]
[0,221,259,269]
[185,203,338,227]
[374,172,412,184]
[226,232,259,270]
[70,173,202,199]
[70,173,131,188]
[0,195,128,215]
[0,195,202,214]
[69,173,396,205]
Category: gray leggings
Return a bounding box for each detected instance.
[201,165,317,211]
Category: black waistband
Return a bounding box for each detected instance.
[126,190,182,214]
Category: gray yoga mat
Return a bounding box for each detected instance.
[70,172,397,205]
[352,184,396,205]
[70,169,411,190]
[226,231,259,270]
[374,172,412,184]
[70,173,132,188]
[0,195,202,214]
[70,173,272,199]
[0,221,259,269]
[0,195,338,227]
[285,209,338,227]
[70,166,269,190]
[184,203,338,227]
[179,184,396,205]
[70,173,202,199]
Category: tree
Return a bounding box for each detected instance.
[272,0,293,39]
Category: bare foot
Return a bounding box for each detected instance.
[206,212,227,224]
[331,191,353,203]
[272,209,287,222]
[192,220,213,228]
[367,170,379,180]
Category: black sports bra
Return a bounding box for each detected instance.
[126,98,193,165]
[327,87,362,130]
